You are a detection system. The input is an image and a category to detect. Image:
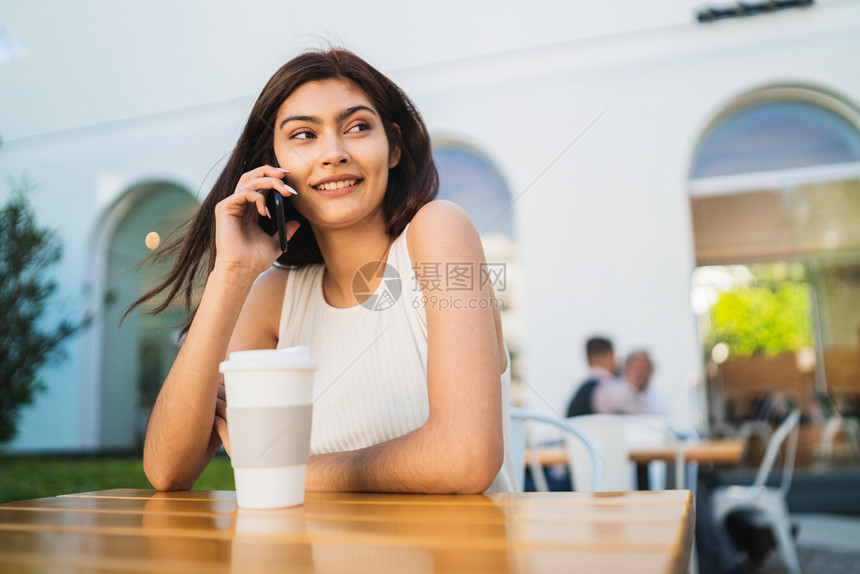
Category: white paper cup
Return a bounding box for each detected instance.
[219,346,317,509]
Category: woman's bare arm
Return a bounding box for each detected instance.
[143,165,297,490]
[304,200,506,494]
[143,265,259,491]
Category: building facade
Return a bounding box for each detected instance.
[1,0,858,451]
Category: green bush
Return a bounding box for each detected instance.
[708,277,812,357]
[0,183,87,443]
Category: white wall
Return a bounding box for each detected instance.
[1,0,857,449]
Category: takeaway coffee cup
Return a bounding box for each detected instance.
[219,346,317,509]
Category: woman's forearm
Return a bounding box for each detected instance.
[305,417,503,494]
[143,264,257,490]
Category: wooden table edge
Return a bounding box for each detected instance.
[669,490,696,574]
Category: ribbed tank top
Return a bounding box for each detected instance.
[277,223,516,493]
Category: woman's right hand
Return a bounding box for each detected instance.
[213,165,300,275]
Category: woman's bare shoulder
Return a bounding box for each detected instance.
[406,200,482,261]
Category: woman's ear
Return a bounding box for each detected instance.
[389,123,402,169]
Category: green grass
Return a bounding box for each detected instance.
[0,453,235,503]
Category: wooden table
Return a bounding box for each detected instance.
[629,438,746,466]
[0,488,695,574]
[533,438,746,467]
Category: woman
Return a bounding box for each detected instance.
[135,49,516,494]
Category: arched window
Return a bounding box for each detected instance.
[690,91,860,264]
[100,182,198,449]
[433,145,515,240]
[692,100,860,179]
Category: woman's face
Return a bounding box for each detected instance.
[272,78,400,232]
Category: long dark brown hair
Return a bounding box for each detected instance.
[126,49,438,332]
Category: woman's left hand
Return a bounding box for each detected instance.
[214,381,231,457]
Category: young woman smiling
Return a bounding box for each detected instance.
[132,49,516,494]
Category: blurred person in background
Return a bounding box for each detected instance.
[592,350,669,416]
[566,336,617,417]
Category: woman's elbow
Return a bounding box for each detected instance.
[446,441,503,494]
[143,454,195,492]
[146,469,194,492]
[452,472,497,495]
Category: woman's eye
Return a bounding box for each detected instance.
[347,122,370,134]
[291,130,315,140]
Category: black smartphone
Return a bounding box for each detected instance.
[257,190,288,253]
[257,154,290,253]
[263,191,288,252]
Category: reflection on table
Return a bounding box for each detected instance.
[0,488,695,574]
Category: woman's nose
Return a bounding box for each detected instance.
[319,134,349,167]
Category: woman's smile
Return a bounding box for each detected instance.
[311,174,364,197]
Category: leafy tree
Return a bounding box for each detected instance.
[0,183,87,443]
[707,277,812,357]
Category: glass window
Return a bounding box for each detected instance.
[690,95,860,472]
[692,101,860,178]
[433,145,515,239]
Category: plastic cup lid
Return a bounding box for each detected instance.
[219,346,318,372]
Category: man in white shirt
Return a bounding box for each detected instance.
[592,350,668,415]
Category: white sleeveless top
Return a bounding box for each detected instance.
[277,224,516,493]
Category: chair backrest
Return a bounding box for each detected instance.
[509,407,602,492]
[564,415,628,491]
[753,408,801,496]
[567,414,684,491]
